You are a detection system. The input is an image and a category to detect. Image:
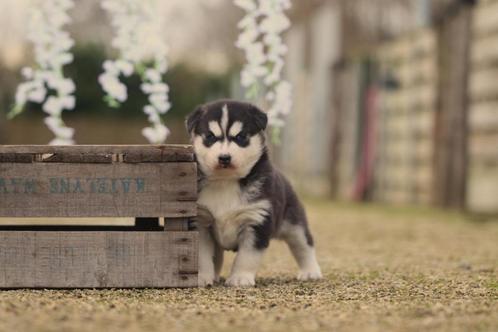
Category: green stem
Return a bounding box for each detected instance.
[7,104,24,120]
[246,83,260,100]
[271,126,281,145]
[104,95,120,108]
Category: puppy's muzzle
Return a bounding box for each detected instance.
[218,154,232,168]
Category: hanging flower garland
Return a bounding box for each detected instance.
[10,0,76,145]
[99,0,171,144]
[235,0,292,141]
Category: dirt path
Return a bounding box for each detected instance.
[0,201,496,332]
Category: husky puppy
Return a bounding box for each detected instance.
[186,100,322,287]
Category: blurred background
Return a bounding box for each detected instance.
[0,0,497,215]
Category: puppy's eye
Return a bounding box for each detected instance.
[205,132,217,144]
[234,133,247,144]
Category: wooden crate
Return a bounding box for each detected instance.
[0,145,198,288]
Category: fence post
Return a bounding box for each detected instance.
[329,60,345,198]
[434,0,475,209]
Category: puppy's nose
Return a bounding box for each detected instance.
[218,154,231,166]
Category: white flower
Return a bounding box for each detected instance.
[142,124,170,144]
[21,67,34,79]
[61,95,76,110]
[146,112,160,124]
[55,78,76,96]
[13,0,76,145]
[235,27,259,49]
[143,105,156,115]
[115,59,134,76]
[27,87,47,103]
[43,96,64,116]
[246,42,267,65]
[103,60,120,75]
[272,80,292,115]
[260,13,290,34]
[145,68,162,83]
[236,0,293,130]
[141,82,169,94]
[149,95,170,114]
[98,73,127,102]
[50,52,73,68]
[100,0,171,144]
[44,116,75,140]
[234,0,257,12]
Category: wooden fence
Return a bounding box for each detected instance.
[332,61,363,199]
[375,29,438,205]
[467,0,498,213]
[332,0,498,214]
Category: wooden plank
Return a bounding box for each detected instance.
[467,167,498,214]
[164,218,192,231]
[469,134,498,166]
[0,225,161,231]
[0,154,34,163]
[473,1,498,35]
[469,67,498,101]
[0,231,198,288]
[0,145,194,163]
[124,150,193,163]
[413,29,436,55]
[469,102,498,133]
[434,5,472,209]
[36,153,113,163]
[0,162,197,218]
[471,34,498,66]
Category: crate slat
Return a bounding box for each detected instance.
[0,145,194,163]
[0,231,198,288]
[0,153,34,163]
[0,162,197,218]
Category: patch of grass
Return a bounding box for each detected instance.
[487,280,498,292]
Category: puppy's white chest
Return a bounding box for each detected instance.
[198,181,246,249]
[198,181,245,219]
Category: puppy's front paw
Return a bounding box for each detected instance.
[198,273,215,287]
[297,268,323,281]
[225,273,255,287]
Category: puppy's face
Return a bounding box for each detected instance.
[186,100,268,180]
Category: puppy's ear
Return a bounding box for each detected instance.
[185,106,204,134]
[251,106,268,131]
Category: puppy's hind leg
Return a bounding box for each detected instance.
[280,221,322,280]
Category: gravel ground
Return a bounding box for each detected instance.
[0,201,496,332]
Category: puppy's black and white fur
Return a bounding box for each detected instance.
[186,100,322,287]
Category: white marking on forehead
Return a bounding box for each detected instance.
[221,104,229,134]
[229,121,243,137]
[208,121,222,137]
